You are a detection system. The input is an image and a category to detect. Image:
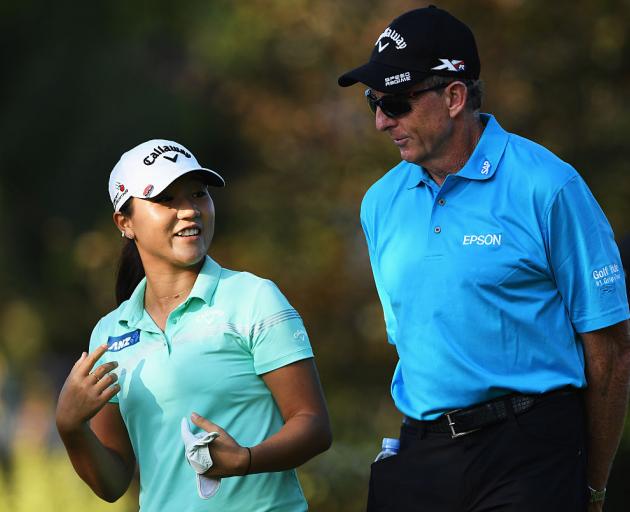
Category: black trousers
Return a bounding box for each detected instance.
[367,391,588,511]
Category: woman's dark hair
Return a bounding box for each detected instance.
[115,199,145,305]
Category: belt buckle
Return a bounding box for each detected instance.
[444,409,480,439]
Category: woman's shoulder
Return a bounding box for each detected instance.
[215,265,293,317]
[217,265,282,298]
[90,298,136,337]
[88,301,133,353]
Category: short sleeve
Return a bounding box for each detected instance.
[361,202,398,345]
[249,280,314,375]
[88,320,120,404]
[546,176,630,332]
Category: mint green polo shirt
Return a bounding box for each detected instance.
[89,257,313,512]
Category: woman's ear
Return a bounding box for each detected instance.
[113,210,133,239]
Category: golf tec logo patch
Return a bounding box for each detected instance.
[592,263,622,288]
[107,329,141,352]
[375,27,407,52]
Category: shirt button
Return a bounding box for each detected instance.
[434,226,441,234]
[438,198,446,206]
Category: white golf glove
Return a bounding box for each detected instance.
[180,417,221,499]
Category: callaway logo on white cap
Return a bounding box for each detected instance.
[109,139,225,211]
[143,144,192,166]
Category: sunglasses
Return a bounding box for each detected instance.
[365,82,451,118]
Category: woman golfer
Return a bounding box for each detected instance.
[55,139,332,511]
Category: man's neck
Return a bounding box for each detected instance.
[422,115,485,187]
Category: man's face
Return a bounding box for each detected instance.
[373,84,453,166]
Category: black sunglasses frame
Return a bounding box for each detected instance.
[365,82,452,118]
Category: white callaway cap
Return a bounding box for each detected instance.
[109,139,225,211]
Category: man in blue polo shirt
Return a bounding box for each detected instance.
[338,6,630,512]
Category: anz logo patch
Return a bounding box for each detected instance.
[107,329,141,352]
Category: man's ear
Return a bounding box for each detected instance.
[445,81,468,119]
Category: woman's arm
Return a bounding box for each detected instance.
[56,345,136,502]
[191,358,332,476]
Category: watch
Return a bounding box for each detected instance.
[588,485,606,503]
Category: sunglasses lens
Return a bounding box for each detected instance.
[381,97,411,118]
[365,92,378,114]
[365,89,411,118]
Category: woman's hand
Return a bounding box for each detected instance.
[190,412,250,478]
[56,344,120,435]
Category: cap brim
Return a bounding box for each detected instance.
[119,168,226,211]
[147,167,225,199]
[189,168,225,188]
[149,167,226,198]
[338,61,431,93]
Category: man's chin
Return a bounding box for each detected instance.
[398,148,426,166]
[398,147,416,163]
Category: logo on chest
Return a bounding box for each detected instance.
[107,329,141,352]
[462,234,502,246]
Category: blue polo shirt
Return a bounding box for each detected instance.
[90,257,312,511]
[361,114,629,421]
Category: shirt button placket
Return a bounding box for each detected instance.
[433,197,446,235]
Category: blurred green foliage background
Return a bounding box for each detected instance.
[1,0,629,510]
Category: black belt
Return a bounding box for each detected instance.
[403,388,576,439]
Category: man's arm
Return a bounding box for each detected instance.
[581,319,630,509]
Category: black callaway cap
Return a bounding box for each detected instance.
[338,5,480,93]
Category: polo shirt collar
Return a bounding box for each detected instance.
[406,162,427,189]
[409,113,509,188]
[455,113,508,181]
[118,256,222,328]
[187,256,222,305]
[118,277,147,327]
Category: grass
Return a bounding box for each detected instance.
[0,441,136,512]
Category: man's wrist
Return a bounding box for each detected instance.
[588,485,606,503]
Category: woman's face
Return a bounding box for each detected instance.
[120,174,215,271]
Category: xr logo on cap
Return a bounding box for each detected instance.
[431,59,466,72]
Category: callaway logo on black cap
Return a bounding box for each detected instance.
[338,5,480,93]
[375,27,407,53]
